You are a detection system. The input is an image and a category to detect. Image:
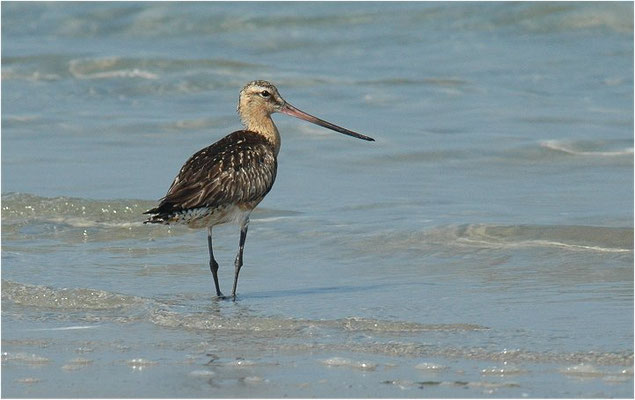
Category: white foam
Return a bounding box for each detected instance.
[189,369,216,377]
[62,359,93,371]
[560,363,605,377]
[320,357,377,371]
[225,359,257,367]
[79,68,158,80]
[541,140,633,157]
[2,280,146,310]
[45,216,141,229]
[481,365,527,376]
[243,376,266,384]
[452,224,633,254]
[2,70,60,81]
[2,352,50,365]
[415,362,447,371]
[15,377,40,384]
[458,237,632,253]
[69,58,158,80]
[25,325,100,331]
[126,358,158,370]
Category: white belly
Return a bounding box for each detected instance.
[185,204,252,229]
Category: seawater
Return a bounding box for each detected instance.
[2,2,633,398]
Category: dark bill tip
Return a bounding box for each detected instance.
[280,103,375,142]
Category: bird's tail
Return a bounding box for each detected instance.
[143,207,171,225]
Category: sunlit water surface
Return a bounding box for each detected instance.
[2,2,633,398]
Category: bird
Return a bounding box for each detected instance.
[144,80,374,299]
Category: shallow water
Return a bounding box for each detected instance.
[2,2,633,398]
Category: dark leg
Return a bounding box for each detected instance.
[207,227,223,298]
[231,218,249,299]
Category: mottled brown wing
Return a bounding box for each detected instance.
[147,131,277,216]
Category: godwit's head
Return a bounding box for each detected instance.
[237,80,374,141]
[238,80,285,120]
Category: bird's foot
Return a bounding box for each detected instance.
[214,294,239,302]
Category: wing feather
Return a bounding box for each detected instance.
[146,131,277,218]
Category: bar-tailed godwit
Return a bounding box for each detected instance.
[145,80,374,299]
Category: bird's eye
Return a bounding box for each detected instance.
[260,90,271,98]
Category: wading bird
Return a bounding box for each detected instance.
[144,80,374,299]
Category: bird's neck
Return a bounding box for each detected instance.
[241,112,281,156]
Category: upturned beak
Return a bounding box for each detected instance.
[279,102,375,142]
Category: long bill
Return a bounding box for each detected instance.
[280,102,375,141]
